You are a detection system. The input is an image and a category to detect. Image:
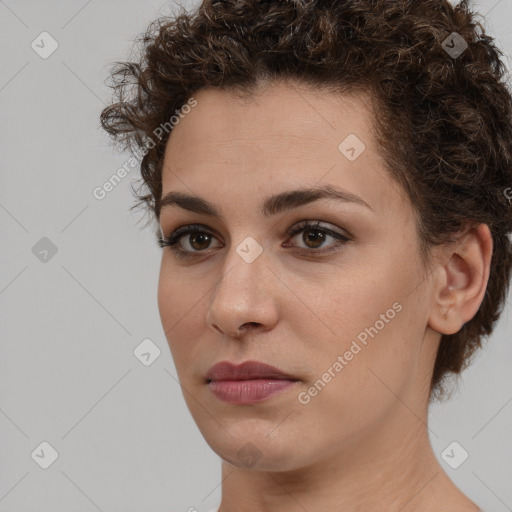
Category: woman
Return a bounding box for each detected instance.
[100,0,512,510]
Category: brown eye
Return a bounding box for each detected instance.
[158,224,223,258]
[286,221,351,253]
[185,232,214,251]
[299,227,327,249]
[176,231,222,253]
[158,220,351,260]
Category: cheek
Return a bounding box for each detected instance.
[308,266,419,390]
[157,263,207,358]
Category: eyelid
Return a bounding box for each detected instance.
[163,223,222,248]
[161,217,352,240]
[158,220,352,258]
[286,219,351,239]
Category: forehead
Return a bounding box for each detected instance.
[166,81,373,153]
[161,81,410,219]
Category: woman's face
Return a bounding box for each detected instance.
[157,80,439,471]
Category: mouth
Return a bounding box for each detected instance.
[205,360,300,405]
[205,360,299,382]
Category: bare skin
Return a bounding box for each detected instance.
[157,78,491,512]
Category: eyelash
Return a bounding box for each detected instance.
[157,221,352,260]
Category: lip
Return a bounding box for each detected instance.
[205,360,298,381]
[205,360,300,405]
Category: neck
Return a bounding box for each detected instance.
[217,402,478,512]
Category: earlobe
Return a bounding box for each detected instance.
[428,224,493,336]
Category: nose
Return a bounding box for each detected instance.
[206,249,280,339]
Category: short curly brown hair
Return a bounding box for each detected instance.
[100,0,512,401]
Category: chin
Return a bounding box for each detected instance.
[198,420,311,472]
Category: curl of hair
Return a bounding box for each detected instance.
[100,0,512,401]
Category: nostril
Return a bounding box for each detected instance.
[242,322,260,328]
[212,323,224,334]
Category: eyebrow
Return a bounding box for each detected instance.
[158,184,374,222]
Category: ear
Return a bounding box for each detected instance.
[428,223,493,335]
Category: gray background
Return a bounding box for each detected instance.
[0,0,511,511]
